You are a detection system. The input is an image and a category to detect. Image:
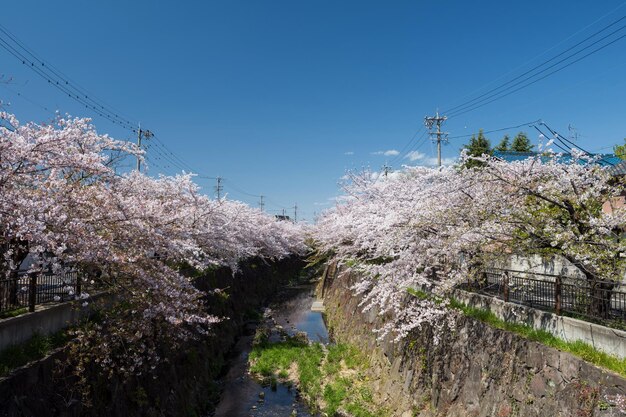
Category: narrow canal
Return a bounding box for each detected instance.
[211,284,328,417]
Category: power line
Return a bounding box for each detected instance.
[0,84,55,115]
[447,119,542,140]
[143,142,188,173]
[0,24,202,177]
[266,197,288,210]
[532,125,571,154]
[223,179,261,198]
[0,23,298,210]
[0,37,136,130]
[389,126,427,164]
[0,23,136,130]
[450,33,626,119]
[390,128,429,165]
[540,122,615,166]
[441,2,626,113]
[450,32,626,117]
[148,136,196,173]
[444,15,626,116]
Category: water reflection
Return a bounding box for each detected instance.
[211,285,326,417]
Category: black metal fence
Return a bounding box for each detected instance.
[0,270,84,314]
[460,267,626,326]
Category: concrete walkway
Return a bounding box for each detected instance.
[311,300,325,312]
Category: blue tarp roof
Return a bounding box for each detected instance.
[492,150,621,167]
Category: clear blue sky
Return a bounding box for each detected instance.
[1,1,625,221]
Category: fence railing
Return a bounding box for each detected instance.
[459,267,626,326]
[0,270,84,314]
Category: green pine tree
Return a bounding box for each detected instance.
[495,135,510,152]
[462,129,492,168]
[511,132,533,152]
[614,139,626,160]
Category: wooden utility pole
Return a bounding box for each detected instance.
[424,112,448,167]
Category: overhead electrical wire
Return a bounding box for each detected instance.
[0,23,210,178]
[223,179,261,198]
[532,125,571,154]
[0,37,136,130]
[444,15,626,116]
[441,2,626,113]
[447,26,626,118]
[528,122,615,166]
[412,8,626,164]
[447,119,542,140]
[390,128,429,165]
[389,126,426,162]
[1,83,56,115]
[0,23,137,130]
[540,122,615,166]
[0,23,309,211]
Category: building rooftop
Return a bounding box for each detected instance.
[492,150,621,167]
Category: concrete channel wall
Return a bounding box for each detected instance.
[0,293,108,351]
[453,289,626,359]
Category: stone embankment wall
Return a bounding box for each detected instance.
[322,263,626,417]
[0,257,304,417]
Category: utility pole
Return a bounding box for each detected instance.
[136,123,153,172]
[259,195,265,212]
[382,163,391,178]
[424,112,448,167]
[293,203,298,223]
[568,124,580,142]
[214,176,223,200]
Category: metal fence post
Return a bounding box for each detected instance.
[502,271,509,302]
[28,272,37,312]
[75,272,82,297]
[555,275,562,316]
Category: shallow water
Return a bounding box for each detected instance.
[211,285,327,417]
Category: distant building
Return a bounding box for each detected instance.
[604,160,626,214]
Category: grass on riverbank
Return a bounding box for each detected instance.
[0,307,28,320]
[249,336,325,398]
[447,298,626,377]
[249,337,386,417]
[0,331,69,377]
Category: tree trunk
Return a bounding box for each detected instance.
[566,256,615,320]
[587,279,615,320]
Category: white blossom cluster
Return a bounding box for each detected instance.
[0,112,308,378]
[313,154,626,341]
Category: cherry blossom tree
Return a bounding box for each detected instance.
[0,112,307,387]
[313,152,626,340]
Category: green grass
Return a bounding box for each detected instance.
[0,307,28,319]
[345,401,378,417]
[249,338,386,416]
[249,337,324,397]
[0,331,69,377]
[323,377,350,415]
[448,298,626,377]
